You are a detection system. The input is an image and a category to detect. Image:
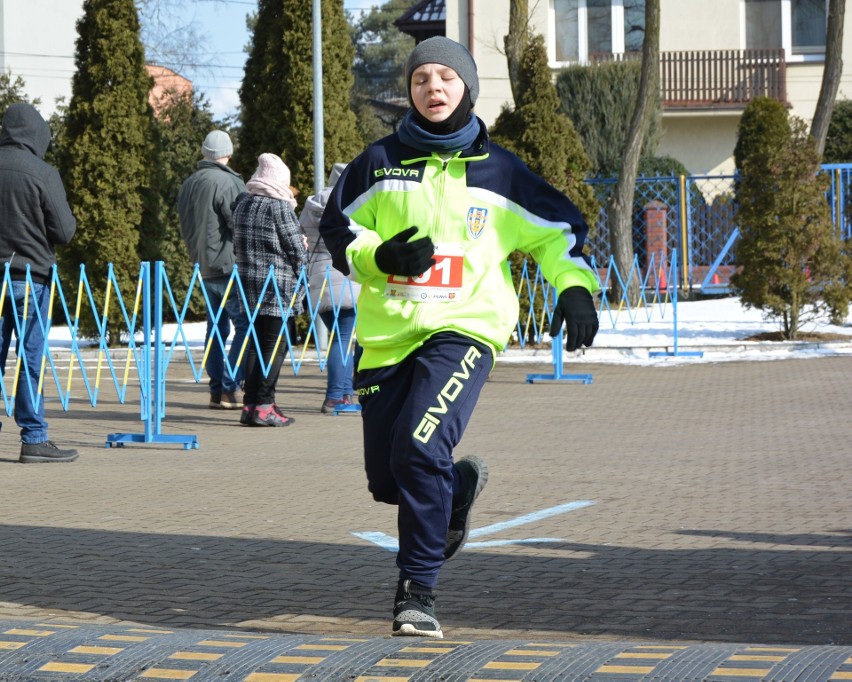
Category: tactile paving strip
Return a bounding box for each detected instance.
[0,621,848,681]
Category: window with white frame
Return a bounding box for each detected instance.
[552,0,645,64]
[744,0,827,56]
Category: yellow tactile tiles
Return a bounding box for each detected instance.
[0,623,850,680]
[244,637,366,681]
[469,642,578,681]
[592,644,685,677]
[355,639,465,680]
[830,656,852,681]
[707,646,802,679]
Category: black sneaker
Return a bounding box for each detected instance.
[20,441,79,463]
[392,579,442,638]
[444,456,488,561]
[240,404,256,426]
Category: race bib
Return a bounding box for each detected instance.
[384,243,465,302]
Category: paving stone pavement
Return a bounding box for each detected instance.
[0,356,849,679]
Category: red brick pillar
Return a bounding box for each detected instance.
[645,201,668,272]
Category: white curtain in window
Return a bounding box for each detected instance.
[745,0,783,49]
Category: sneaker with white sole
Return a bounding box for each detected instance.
[392,579,442,638]
[444,456,488,561]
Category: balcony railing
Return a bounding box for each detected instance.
[590,49,788,110]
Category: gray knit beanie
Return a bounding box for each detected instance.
[201,130,233,160]
[404,36,479,106]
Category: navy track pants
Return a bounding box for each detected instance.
[355,332,493,589]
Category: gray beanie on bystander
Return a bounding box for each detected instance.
[404,36,479,106]
[201,130,233,160]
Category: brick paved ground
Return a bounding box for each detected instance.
[0,357,849,646]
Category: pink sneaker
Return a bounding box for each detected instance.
[251,403,294,427]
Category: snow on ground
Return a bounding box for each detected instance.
[503,296,852,366]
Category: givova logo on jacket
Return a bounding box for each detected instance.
[466,207,488,239]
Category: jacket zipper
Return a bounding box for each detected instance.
[412,155,451,334]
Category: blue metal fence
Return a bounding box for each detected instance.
[1,253,686,448]
[586,163,852,292]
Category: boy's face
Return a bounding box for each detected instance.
[410,63,466,123]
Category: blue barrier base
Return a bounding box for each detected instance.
[106,433,199,450]
[333,404,361,415]
[526,372,593,384]
[525,335,593,384]
[648,350,705,358]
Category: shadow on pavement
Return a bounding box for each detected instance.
[0,524,848,645]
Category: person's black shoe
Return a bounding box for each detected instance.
[20,441,79,463]
[444,456,488,561]
[240,404,256,425]
[392,579,442,638]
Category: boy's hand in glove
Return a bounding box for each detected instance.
[550,286,599,351]
[375,226,436,277]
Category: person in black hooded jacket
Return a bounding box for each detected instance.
[0,103,78,463]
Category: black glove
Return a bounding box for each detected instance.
[375,226,436,277]
[550,286,599,352]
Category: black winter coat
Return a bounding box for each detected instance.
[0,104,76,282]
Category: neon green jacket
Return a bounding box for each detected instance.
[320,119,599,370]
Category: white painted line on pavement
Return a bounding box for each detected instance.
[352,531,398,552]
[352,500,596,553]
[469,500,596,538]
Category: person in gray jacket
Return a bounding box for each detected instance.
[0,103,78,463]
[178,130,249,410]
[300,163,361,414]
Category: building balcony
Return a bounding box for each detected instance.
[590,49,788,110]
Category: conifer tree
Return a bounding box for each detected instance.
[0,71,41,114]
[823,100,852,163]
[236,0,362,195]
[732,108,852,338]
[733,97,791,173]
[59,0,156,340]
[233,0,284,177]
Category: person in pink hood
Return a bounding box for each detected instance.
[232,153,308,427]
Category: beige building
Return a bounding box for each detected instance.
[404,0,852,175]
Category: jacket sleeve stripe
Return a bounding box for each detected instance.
[467,186,578,233]
[342,178,422,221]
[468,186,596,277]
